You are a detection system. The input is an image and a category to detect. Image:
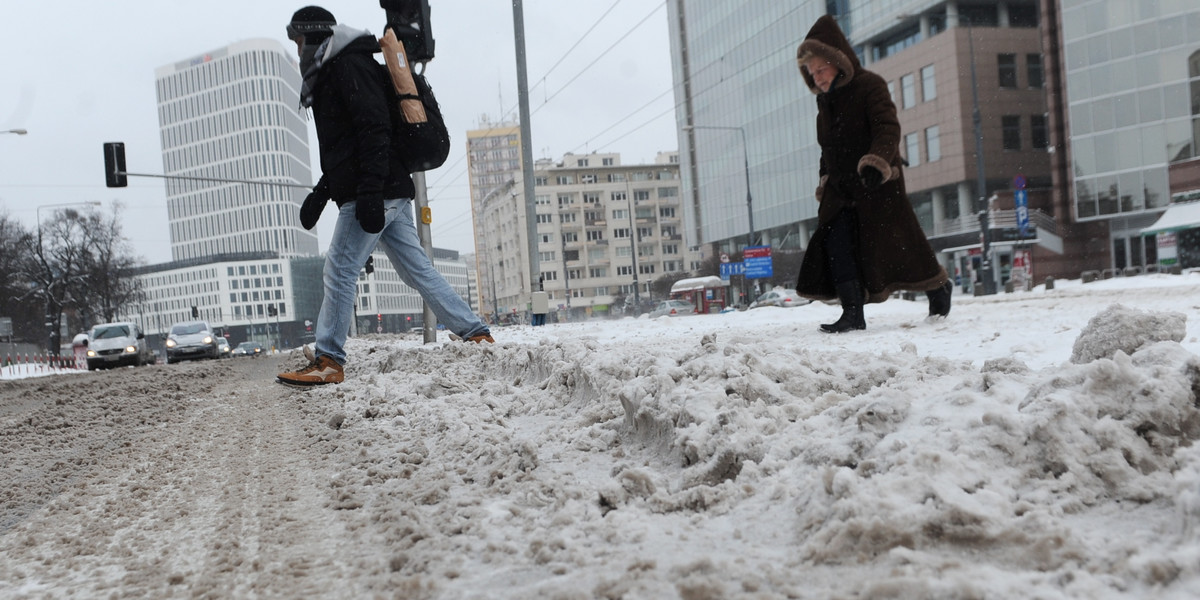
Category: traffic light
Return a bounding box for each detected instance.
[364,255,375,274]
[103,142,128,188]
[191,306,199,318]
[380,0,434,63]
[268,305,278,317]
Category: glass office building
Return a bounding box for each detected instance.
[668,1,827,254]
[154,39,317,262]
[1061,0,1200,266]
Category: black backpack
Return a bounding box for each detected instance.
[382,64,450,173]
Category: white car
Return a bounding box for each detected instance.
[85,322,155,370]
[648,300,697,318]
[750,288,810,308]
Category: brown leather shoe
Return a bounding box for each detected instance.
[277,354,344,386]
[467,334,494,343]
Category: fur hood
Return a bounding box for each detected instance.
[796,15,860,95]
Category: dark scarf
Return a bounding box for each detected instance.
[298,38,332,109]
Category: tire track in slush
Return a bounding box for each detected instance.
[0,357,386,598]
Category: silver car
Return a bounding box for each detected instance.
[85,322,154,370]
[750,288,810,308]
[165,320,220,364]
[648,299,697,317]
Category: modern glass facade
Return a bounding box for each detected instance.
[154,39,317,262]
[668,0,826,253]
[1061,1,1200,223]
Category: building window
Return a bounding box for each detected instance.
[639,265,656,275]
[555,175,573,185]
[1031,114,1049,149]
[563,232,578,242]
[611,191,627,202]
[618,265,633,276]
[537,214,553,224]
[905,133,921,167]
[589,267,607,278]
[577,158,588,167]
[1002,115,1022,150]
[539,251,556,262]
[583,192,600,203]
[612,208,628,220]
[559,213,576,223]
[614,228,630,239]
[558,194,572,206]
[657,187,678,198]
[998,54,1018,88]
[634,190,651,201]
[925,126,941,162]
[602,157,614,166]
[659,207,676,218]
[586,230,604,241]
[920,64,936,101]
[564,250,580,262]
[567,269,582,280]
[536,194,550,205]
[1026,54,1044,89]
[541,271,558,281]
[900,73,917,109]
[539,233,554,243]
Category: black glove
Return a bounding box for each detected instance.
[299,189,330,230]
[860,166,883,191]
[356,195,385,234]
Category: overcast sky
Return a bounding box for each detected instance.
[0,0,677,261]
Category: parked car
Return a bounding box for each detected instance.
[648,299,697,318]
[750,288,810,309]
[85,322,155,370]
[217,337,232,359]
[165,320,220,364]
[232,341,264,358]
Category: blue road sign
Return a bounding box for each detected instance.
[1014,189,1029,237]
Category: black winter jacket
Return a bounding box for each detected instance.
[309,34,415,206]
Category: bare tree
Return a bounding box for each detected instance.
[16,208,93,354]
[70,203,144,326]
[0,213,40,343]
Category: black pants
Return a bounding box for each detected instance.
[825,208,860,285]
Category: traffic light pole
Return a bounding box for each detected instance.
[413,171,437,344]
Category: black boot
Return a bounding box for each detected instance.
[821,281,866,333]
[926,279,953,318]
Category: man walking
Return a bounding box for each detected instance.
[278,6,492,386]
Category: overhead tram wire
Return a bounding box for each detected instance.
[424,1,635,196]
[427,3,807,223]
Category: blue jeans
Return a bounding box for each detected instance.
[315,198,490,364]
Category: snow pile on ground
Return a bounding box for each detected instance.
[1,273,1199,598]
[282,277,1200,598]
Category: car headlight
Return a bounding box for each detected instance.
[166,339,177,348]
[203,336,214,344]
[87,350,97,357]
[125,346,137,354]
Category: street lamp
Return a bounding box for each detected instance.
[962,15,996,295]
[2,128,27,135]
[894,11,994,295]
[683,124,757,300]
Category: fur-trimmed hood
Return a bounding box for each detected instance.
[796,15,860,94]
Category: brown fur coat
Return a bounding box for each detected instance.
[795,16,948,304]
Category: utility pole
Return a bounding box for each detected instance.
[513,0,541,304]
[413,171,437,343]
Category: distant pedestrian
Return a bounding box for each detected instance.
[277,6,492,386]
[794,15,952,333]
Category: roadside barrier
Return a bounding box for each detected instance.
[0,353,84,378]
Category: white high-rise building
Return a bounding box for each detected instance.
[154,39,317,262]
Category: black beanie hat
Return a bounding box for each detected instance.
[287,6,336,40]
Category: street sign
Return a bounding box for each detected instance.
[743,245,773,279]
[1013,174,1026,190]
[720,261,744,280]
[1014,189,1029,237]
[720,253,730,263]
